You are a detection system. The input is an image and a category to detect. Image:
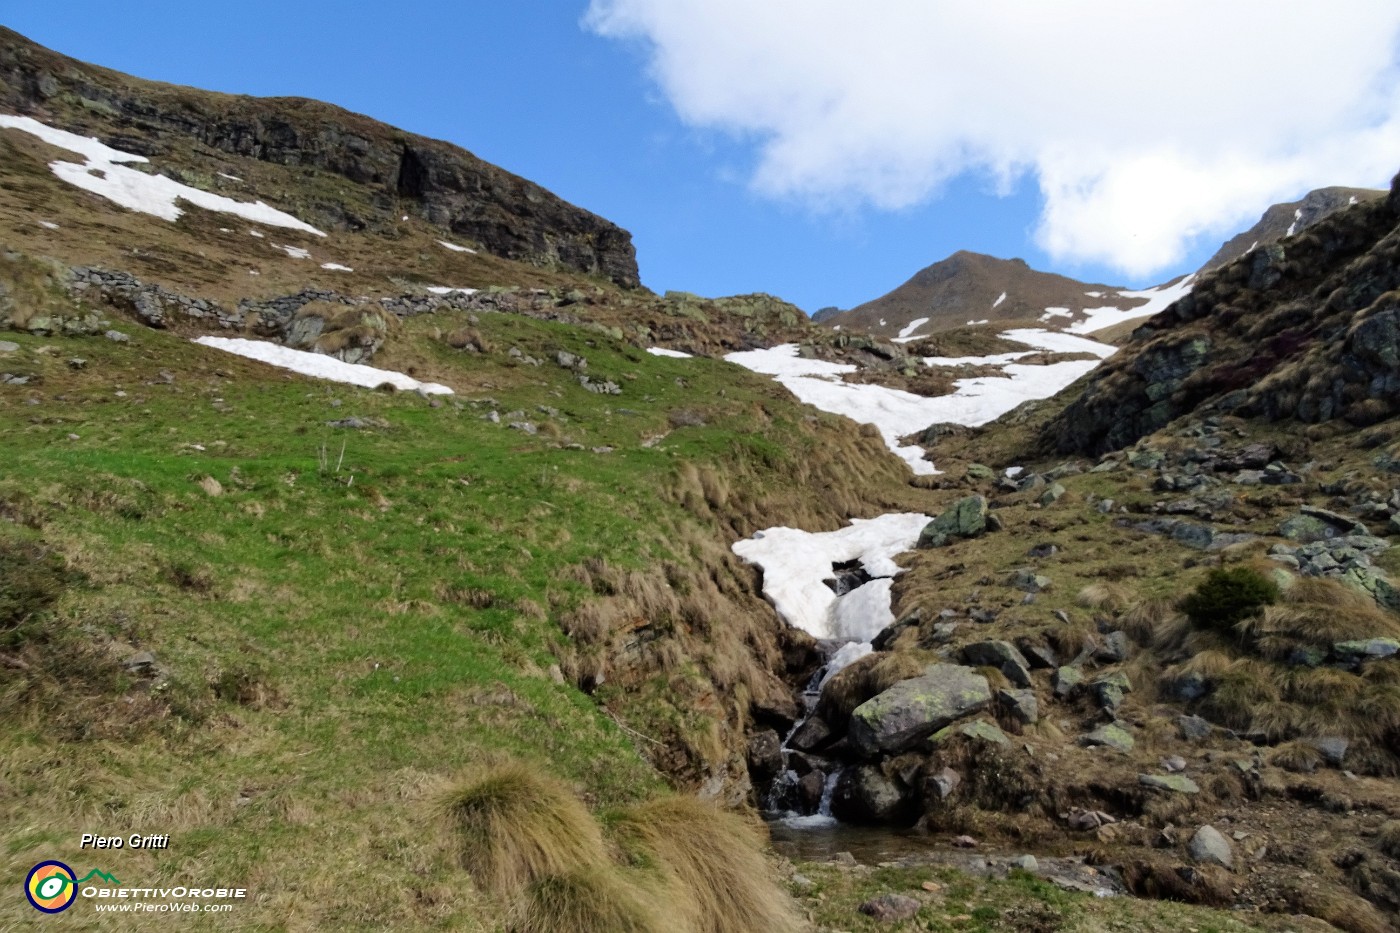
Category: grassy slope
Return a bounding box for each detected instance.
[0,300,909,929]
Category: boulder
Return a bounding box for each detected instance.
[924,766,962,801]
[1091,671,1132,713]
[933,719,1010,747]
[1310,736,1350,766]
[1007,569,1052,593]
[1039,483,1067,506]
[788,715,833,753]
[848,664,992,757]
[1177,715,1213,741]
[918,495,989,548]
[1188,825,1234,870]
[746,729,784,781]
[1053,665,1084,699]
[1333,637,1400,664]
[962,640,1033,688]
[830,764,914,824]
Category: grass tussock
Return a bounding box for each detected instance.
[609,796,803,933]
[512,867,663,933]
[1076,582,1131,613]
[1376,820,1400,859]
[440,763,607,896]
[1120,599,1191,651]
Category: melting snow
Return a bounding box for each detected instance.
[924,350,1033,367]
[0,114,324,236]
[966,319,989,326]
[320,263,353,272]
[892,317,930,343]
[249,230,265,239]
[1084,291,1103,298]
[1039,307,1072,322]
[38,220,59,230]
[438,240,477,254]
[279,245,311,259]
[217,172,242,182]
[194,337,452,394]
[1067,274,1195,335]
[646,347,693,358]
[992,292,1007,308]
[731,514,930,640]
[1286,208,1302,237]
[425,286,479,296]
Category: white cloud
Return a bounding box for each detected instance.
[586,1,1400,277]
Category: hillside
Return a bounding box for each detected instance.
[1199,186,1387,275]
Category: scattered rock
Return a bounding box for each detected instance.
[1333,638,1400,664]
[962,640,1033,687]
[1064,808,1117,831]
[0,340,19,352]
[1310,736,1350,766]
[1161,756,1188,773]
[327,416,389,430]
[1081,723,1134,752]
[122,651,158,674]
[918,495,988,548]
[1139,773,1200,794]
[104,330,130,343]
[1011,854,1039,872]
[1039,483,1067,506]
[1052,665,1084,699]
[830,764,914,824]
[952,835,978,848]
[1007,569,1052,593]
[789,715,833,753]
[933,719,1010,747]
[858,893,921,923]
[925,766,962,800]
[1091,672,1132,713]
[1188,825,1234,870]
[997,688,1038,725]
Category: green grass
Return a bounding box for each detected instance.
[0,308,911,930]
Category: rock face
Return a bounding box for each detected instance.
[0,26,640,287]
[1046,171,1400,455]
[848,664,992,757]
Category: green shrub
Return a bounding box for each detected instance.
[1179,567,1279,634]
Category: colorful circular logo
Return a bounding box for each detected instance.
[26,860,77,913]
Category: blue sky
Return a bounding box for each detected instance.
[6,2,1399,313]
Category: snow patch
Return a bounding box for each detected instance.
[249,230,265,239]
[437,240,477,254]
[992,292,1007,308]
[646,347,693,358]
[0,114,324,236]
[893,316,930,342]
[38,220,59,230]
[731,513,931,640]
[1067,274,1195,335]
[425,286,479,296]
[1286,208,1302,237]
[966,319,989,326]
[217,172,242,182]
[194,337,452,394]
[320,263,353,272]
[278,245,311,260]
[1039,306,1072,322]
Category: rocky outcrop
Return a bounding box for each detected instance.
[1199,186,1387,275]
[1047,169,1400,456]
[0,26,639,286]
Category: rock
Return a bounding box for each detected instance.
[1174,715,1210,741]
[746,729,784,781]
[1039,483,1067,506]
[848,664,992,757]
[1164,670,1209,702]
[966,463,996,481]
[933,719,1010,747]
[1007,569,1052,593]
[858,893,921,923]
[797,771,826,811]
[1017,639,1058,669]
[1081,723,1134,752]
[1027,542,1058,559]
[66,357,86,370]
[104,330,130,343]
[1161,755,1188,773]
[1310,736,1350,765]
[1333,638,1400,663]
[1139,773,1200,794]
[1052,665,1084,699]
[1091,672,1132,712]
[830,764,913,824]
[1188,825,1234,870]
[1281,507,1368,543]
[122,650,158,673]
[918,495,988,548]
[952,835,978,848]
[1096,631,1131,663]
[1011,855,1039,872]
[0,340,18,352]
[997,688,1039,725]
[962,640,1033,687]
[1065,808,1117,831]
[788,715,833,752]
[925,766,962,801]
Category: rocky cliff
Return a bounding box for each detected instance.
[0,26,640,287]
[1047,172,1400,456]
[1198,186,1387,275]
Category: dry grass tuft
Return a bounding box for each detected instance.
[1376,820,1400,859]
[1076,582,1131,613]
[512,867,664,933]
[440,763,606,897]
[609,796,803,933]
[1270,740,1322,773]
[1284,884,1392,933]
[1120,599,1190,651]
